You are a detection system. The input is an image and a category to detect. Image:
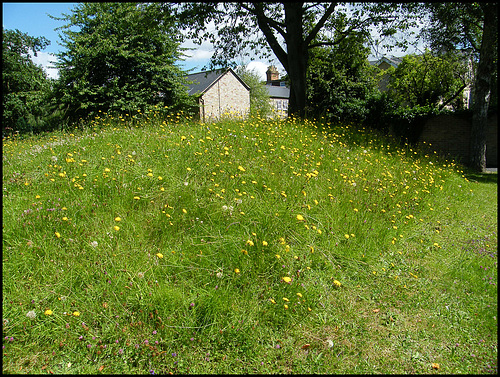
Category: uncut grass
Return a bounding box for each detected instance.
[2,111,497,374]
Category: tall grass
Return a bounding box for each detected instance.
[2,109,497,374]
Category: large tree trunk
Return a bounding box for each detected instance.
[470,3,497,172]
[284,3,308,118]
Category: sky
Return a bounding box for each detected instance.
[2,2,281,81]
[2,2,420,81]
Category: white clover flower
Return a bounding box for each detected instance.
[90,241,98,248]
[26,310,36,319]
[51,156,58,162]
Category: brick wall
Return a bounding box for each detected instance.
[418,113,498,167]
[200,71,250,121]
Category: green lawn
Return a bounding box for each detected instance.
[2,112,497,374]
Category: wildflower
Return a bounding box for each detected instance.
[90,241,98,248]
[156,253,164,259]
[73,311,80,316]
[246,240,254,246]
[26,310,36,319]
[115,217,121,222]
[284,304,289,309]
[283,297,289,302]
[62,217,68,221]
[234,268,240,274]
[238,166,246,172]
[333,280,342,287]
[216,271,223,278]
[282,277,292,283]
[182,208,187,214]
[138,272,145,279]
[55,231,61,238]
[344,234,349,239]
[113,226,120,231]
[269,298,276,304]
[262,241,268,246]
[297,293,303,298]
[296,214,305,221]
[44,309,53,316]
[133,196,140,200]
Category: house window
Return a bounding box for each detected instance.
[276,100,282,110]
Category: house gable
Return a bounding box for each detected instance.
[185,68,250,122]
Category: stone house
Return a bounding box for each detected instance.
[185,68,250,122]
[265,65,290,117]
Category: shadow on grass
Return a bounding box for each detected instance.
[464,170,498,184]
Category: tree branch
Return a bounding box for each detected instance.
[304,2,338,46]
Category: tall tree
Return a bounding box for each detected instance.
[2,28,51,134]
[419,2,498,172]
[173,2,416,118]
[51,2,195,123]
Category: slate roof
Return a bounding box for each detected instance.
[369,55,403,68]
[185,68,250,95]
[265,85,290,99]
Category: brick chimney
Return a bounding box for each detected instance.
[266,65,279,84]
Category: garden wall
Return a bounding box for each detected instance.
[418,113,498,168]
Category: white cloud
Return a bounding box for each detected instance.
[30,51,59,79]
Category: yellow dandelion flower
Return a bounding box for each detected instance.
[133,196,140,200]
[237,166,246,172]
[344,234,350,239]
[284,304,289,309]
[275,254,281,259]
[283,276,292,283]
[297,293,303,298]
[114,217,121,222]
[308,307,312,312]
[234,268,240,274]
[44,309,53,315]
[55,231,61,238]
[35,195,41,199]
[296,214,305,221]
[62,217,68,221]
[283,297,289,302]
[182,208,187,214]
[269,298,276,304]
[262,241,268,246]
[156,253,164,258]
[114,226,120,231]
[333,280,342,287]
[73,311,80,316]
[246,240,254,246]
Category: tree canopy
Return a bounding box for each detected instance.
[386,50,472,110]
[50,2,195,123]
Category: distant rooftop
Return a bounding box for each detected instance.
[369,55,403,68]
[265,85,290,99]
